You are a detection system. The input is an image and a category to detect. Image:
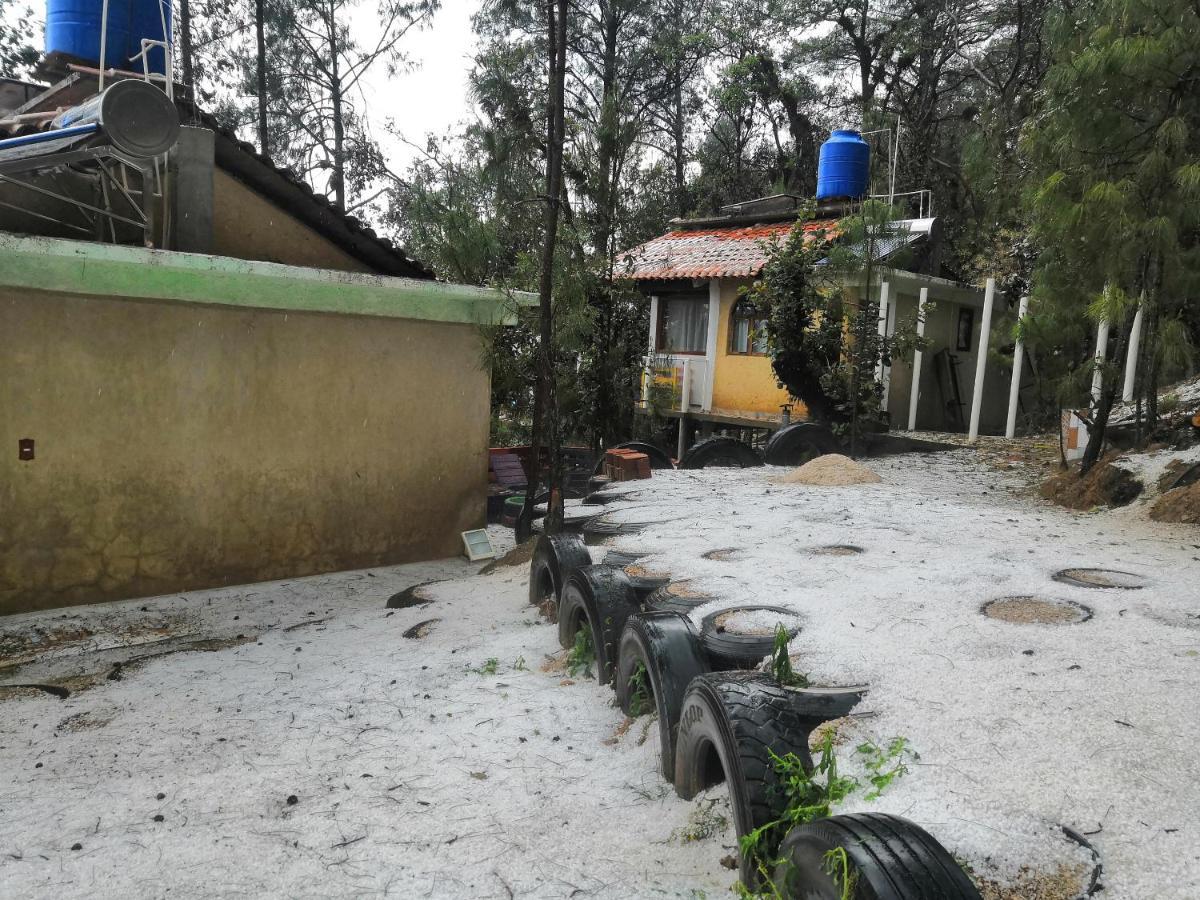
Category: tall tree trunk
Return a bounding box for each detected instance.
[517,0,569,540]
[329,0,345,211]
[673,63,686,218]
[255,0,269,156]
[1080,313,1134,474]
[179,0,194,88]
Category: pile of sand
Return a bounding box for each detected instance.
[774,453,882,486]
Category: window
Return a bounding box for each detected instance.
[729,297,768,355]
[657,295,709,354]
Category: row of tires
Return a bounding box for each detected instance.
[598,425,840,473]
[529,533,982,899]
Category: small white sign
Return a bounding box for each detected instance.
[461,529,495,562]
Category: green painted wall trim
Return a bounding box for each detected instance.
[0,233,535,325]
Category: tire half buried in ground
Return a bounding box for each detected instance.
[592,441,675,474]
[557,566,640,685]
[982,597,1093,625]
[763,421,840,466]
[679,436,764,469]
[1052,568,1147,589]
[528,533,593,609]
[773,812,982,899]
[700,606,802,668]
[614,610,709,780]
[645,581,717,616]
[672,672,866,886]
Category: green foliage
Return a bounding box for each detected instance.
[855,736,917,801]
[744,200,906,450]
[823,847,857,900]
[735,731,914,895]
[0,0,40,76]
[769,624,809,688]
[1025,0,1200,445]
[627,661,654,717]
[470,657,500,676]
[566,627,595,679]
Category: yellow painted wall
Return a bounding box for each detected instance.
[0,289,489,615]
[709,278,797,418]
[212,170,372,273]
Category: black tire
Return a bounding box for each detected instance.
[583,510,678,545]
[530,506,598,534]
[528,533,593,608]
[764,422,840,466]
[673,673,867,886]
[645,582,716,616]
[557,565,641,685]
[700,606,803,669]
[773,812,982,899]
[679,436,764,469]
[385,581,440,609]
[591,550,670,601]
[591,441,675,476]
[614,610,709,780]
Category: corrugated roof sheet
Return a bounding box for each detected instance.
[615,220,831,280]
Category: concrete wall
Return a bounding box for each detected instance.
[211,170,371,273]
[0,288,489,615]
[709,278,796,417]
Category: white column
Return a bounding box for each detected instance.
[906,287,928,431]
[873,280,891,385]
[1122,302,1144,402]
[968,277,996,442]
[647,295,659,354]
[1005,294,1030,439]
[679,358,692,413]
[703,279,721,411]
[1090,318,1110,407]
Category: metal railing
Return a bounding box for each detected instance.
[641,354,707,413]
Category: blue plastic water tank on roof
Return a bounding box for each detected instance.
[45,0,171,74]
[816,130,870,200]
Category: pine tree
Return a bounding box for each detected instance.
[1025,0,1199,470]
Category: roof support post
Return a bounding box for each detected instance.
[1122,300,1144,403]
[907,287,928,431]
[703,279,720,412]
[873,280,891,387]
[1090,317,1110,407]
[1005,294,1030,439]
[968,277,996,442]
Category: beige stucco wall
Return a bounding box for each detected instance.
[710,278,795,417]
[0,288,488,615]
[211,170,372,273]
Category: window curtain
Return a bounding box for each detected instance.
[662,297,709,353]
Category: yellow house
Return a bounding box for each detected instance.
[618,196,1009,443]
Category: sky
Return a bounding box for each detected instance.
[354,0,480,174]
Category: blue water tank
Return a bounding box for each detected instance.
[45,0,171,74]
[816,129,870,200]
[130,0,171,74]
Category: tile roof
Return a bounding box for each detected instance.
[615,220,831,280]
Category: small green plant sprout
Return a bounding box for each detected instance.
[855,736,916,801]
[513,655,527,671]
[628,661,653,716]
[470,657,500,676]
[769,623,809,688]
[565,627,594,678]
[673,796,730,843]
[823,847,857,900]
